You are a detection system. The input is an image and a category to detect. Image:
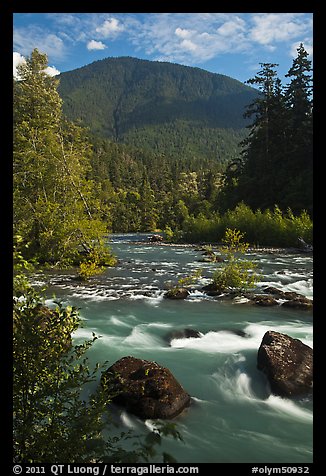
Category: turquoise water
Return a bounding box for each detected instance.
[35,234,313,463]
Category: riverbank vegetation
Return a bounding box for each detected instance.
[176,203,312,247]
[211,228,259,292]
[13,49,116,269]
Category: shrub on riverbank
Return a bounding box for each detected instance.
[179,203,312,247]
[212,228,260,292]
[78,245,117,280]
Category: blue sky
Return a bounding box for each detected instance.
[13,13,313,84]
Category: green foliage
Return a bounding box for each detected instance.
[180,213,221,244]
[13,49,115,267]
[13,284,96,462]
[14,49,313,254]
[220,45,313,215]
[166,269,202,296]
[13,235,37,295]
[78,260,104,281]
[177,269,202,288]
[121,122,247,166]
[78,245,117,281]
[57,56,254,235]
[212,228,259,292]
[163,226,174,242]
[46,50,313,238]
[180,203,312,247]
[89,136,227,233]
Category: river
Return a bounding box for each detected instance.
[33,233,313,463]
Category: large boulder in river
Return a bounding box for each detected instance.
[101,356,191,419]
[257,331,313,397]
[281,297,313,310]
[262,286,313,310]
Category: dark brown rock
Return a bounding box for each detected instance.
[201,283,223,296]
[262,286,285,297]
[263,286,312,301]
[164,288,190,299]
[148,234,163,242]
[252,295,278,306]
[101,356,191,419]
[257,331,313,397]
[167,328,202,343]
[283,291,307,300]
[205,290,222,297]
[202,283,218,292]
[282,297,313,310]
[201,283,313,310]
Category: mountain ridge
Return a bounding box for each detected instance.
[58,56,258,161]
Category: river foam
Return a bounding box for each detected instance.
[169,321,313,353]
[212,357,313,423]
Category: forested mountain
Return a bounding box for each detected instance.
[58,56,257,162]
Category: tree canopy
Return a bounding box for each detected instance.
[219,44,313,215]
[13,49,115,266]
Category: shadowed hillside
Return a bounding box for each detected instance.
[58,56,258,162]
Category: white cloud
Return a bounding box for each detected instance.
[217,18,246,36]
[95,18,124,38]
[250,13,311,46]
[87,40,107,51]
[13,51,26,78]
[95,13,312,66]
[14,26,66,61]
[45,65,60,76]
[47,13,77,26]
[13,13,313,79]
[180,39,198,53]
[125,13,251,65]
[175,27,192,39]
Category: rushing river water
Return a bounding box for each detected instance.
[34,234,313,463]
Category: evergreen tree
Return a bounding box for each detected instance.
[219,46,313,215]
[285,43,313,132]
[239,63,284,208]
[283,43,313,212]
